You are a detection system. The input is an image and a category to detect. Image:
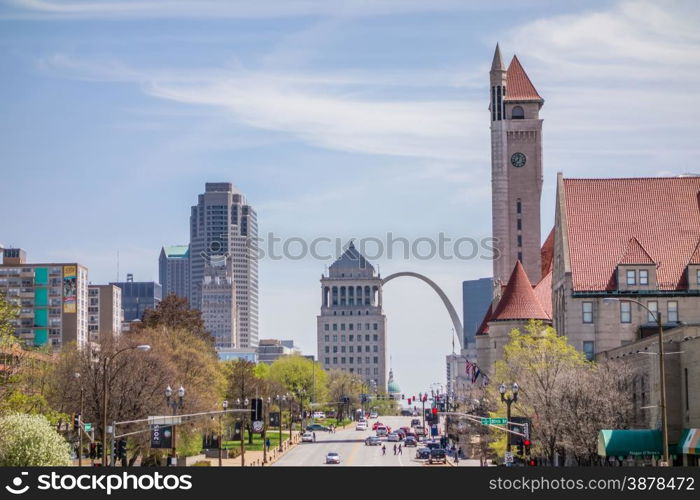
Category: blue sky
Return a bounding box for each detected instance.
[1,0,699,398]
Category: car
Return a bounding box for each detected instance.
[301,432,314,443]
[411,419,421,427]
[405,430,417,440]
[415,447,430,459]
[424,440,441,450]
[369,412,378,419]
[414,426,426,436]
[306,423,330,432]
[375,426,388,437]
[372,422,383,431]
[365,436,381,446]
[312,411,326,419]
[428,448,447,464]
[356,422,367,431]
[404,436,417,447]
[396,430,406,440]
[326,452,341,464]
[387,432,400,442]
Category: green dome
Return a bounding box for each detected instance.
[388,381,401,394]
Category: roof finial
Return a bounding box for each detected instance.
[491,42,505,72]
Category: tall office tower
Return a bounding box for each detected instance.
[110,274,162,322]
[490,44,544,285]
[87,284,123,342]
[158,245,190,301]
[0,248,88,350]
[201,260,238,349]
[317,242,387,390]
[189,183,259,348]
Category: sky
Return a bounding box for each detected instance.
[1,0,700,399]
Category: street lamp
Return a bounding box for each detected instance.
[263,396,271,464]
[74,372,83,467]
[102,344,151,466]
[276,394,286,452]
[164,385,185,465]
[603,296,669,466]
[236,397,249,466]
[499,382,519,454]
[219,400,228,467]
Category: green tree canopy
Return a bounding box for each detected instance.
[268,355,327,405]
[0,413,71,466]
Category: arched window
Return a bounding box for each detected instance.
[512,106,524,119]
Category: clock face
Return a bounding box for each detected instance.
[510,152,526,168]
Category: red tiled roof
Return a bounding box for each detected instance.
[618,237,655,265]
[490,261,550,321]
[689,239,700,265]
[505,55,542,102]
[533,271,552,319]
[541,228,554,278]
[563,177,700,291]
[476,304,493,335]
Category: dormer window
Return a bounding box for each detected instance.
[626,270,636,285]
[697,269,700,285]
[639,269,649,285]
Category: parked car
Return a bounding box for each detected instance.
[301,432,314,443]
[387,432,400,442]
[369,412,379,419]
[424,440,441,450]
[428,448,447,464]
[415,447,430,459]
[356,422,367,431]
[365,436,381,446]
[326,452,341,464]
[404,436,418,447]
[312,411,326,419]
[306,423,330,432]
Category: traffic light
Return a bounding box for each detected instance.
[401,394,405,400]
[96,443,103,459]
[117,439,127,460]
[73,413,80,430]
[407,397,411,404]
[528,459,536,467]
[89,442,97,459]
[431,407,438,415]
[524,439,531,456]
[516,439,524,456]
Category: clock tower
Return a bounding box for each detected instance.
[490,44,544,285]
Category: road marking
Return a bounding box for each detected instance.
[344,431,363,465]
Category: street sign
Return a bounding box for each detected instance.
[84,423,92,432]
[481,418,507,425]
[505,452,513,464]
[148,416,182,426]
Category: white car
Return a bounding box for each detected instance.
[387,432,400,442]
[376,426,388,437]
[301,432,314,443]
[326,452,341,464]
[312,411,326,419]
[369,412,378,419]
[356,422,367,431]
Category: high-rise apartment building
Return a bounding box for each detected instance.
[158,245,190,301]
[110,274,162,322]
[87,284,123,343]
[317,242,387,390]
[201,261,237,349]
[0,248,88,350]
[189,182,258,348]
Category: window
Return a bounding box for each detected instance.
[324,346,329,353]
[647,301,658,323]
[333,346,338,353]
[620,301,631,323]
[373,357,378,364]
[667,301,678,322]
[373,334,378,341]
[325,357,330,365]
[517,235,522,247]
[333,357,337,364]
[349,357,353,364]
[333,324,338,331]
[582,302,593,323]
[626,270,636,285]
[365,334,370,341]
[583,341,595,361]
[324,324,329,331]
[357,323,361,330]
[341,323,346,331]
[333,335,338,342]
[349,323,354,330]
[517,219,522,231]
[341,335,346,342]
[349,335,354,341]
[518,252,523,262]
[341,346,346,353]
[639,269,649,285]
[349,346,354,353]
[365,346,370,352]
[341,357,346,364]
[512,105,524,119]
[366,357,370,364]
[373,345,378,352]
[357,356,362,364]
[697,269,700,285]
[373,323,378,330]
[516,199,522,214]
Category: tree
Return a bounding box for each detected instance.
[140,294,213,345]
[326,370,364,421]
[0,413,71,466]
[268,355,328,409]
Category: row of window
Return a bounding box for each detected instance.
[325,357,380,365]
[324,323,379,331]
[325,345,379,353]
[582,300,679,324]
[323,334,379,342]
[625,269,650,286]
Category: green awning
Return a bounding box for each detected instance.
[677,429,700,455]
[597,429,662,457]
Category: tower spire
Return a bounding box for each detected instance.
[491,42,505,72]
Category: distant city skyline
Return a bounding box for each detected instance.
[2,0,699,397]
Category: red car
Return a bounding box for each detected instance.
[372,422,383,431]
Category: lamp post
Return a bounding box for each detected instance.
[236,397,249,466]
[165,385,185,465]
[287,394,293,440]
[219,400,228,467]
[499,382,519,454]
[603,297,669,465]
[102,344,151,466]
[75,372,83,467]
[276,394,286,452]
[263,396,271,464]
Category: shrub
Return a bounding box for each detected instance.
[0,413,72,466]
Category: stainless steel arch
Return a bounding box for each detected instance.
[381,272,464,350]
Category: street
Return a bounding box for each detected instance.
[273,416,453,467]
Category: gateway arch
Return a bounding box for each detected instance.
[381,272,464,350]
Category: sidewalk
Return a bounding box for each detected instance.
[221,433,302,467]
